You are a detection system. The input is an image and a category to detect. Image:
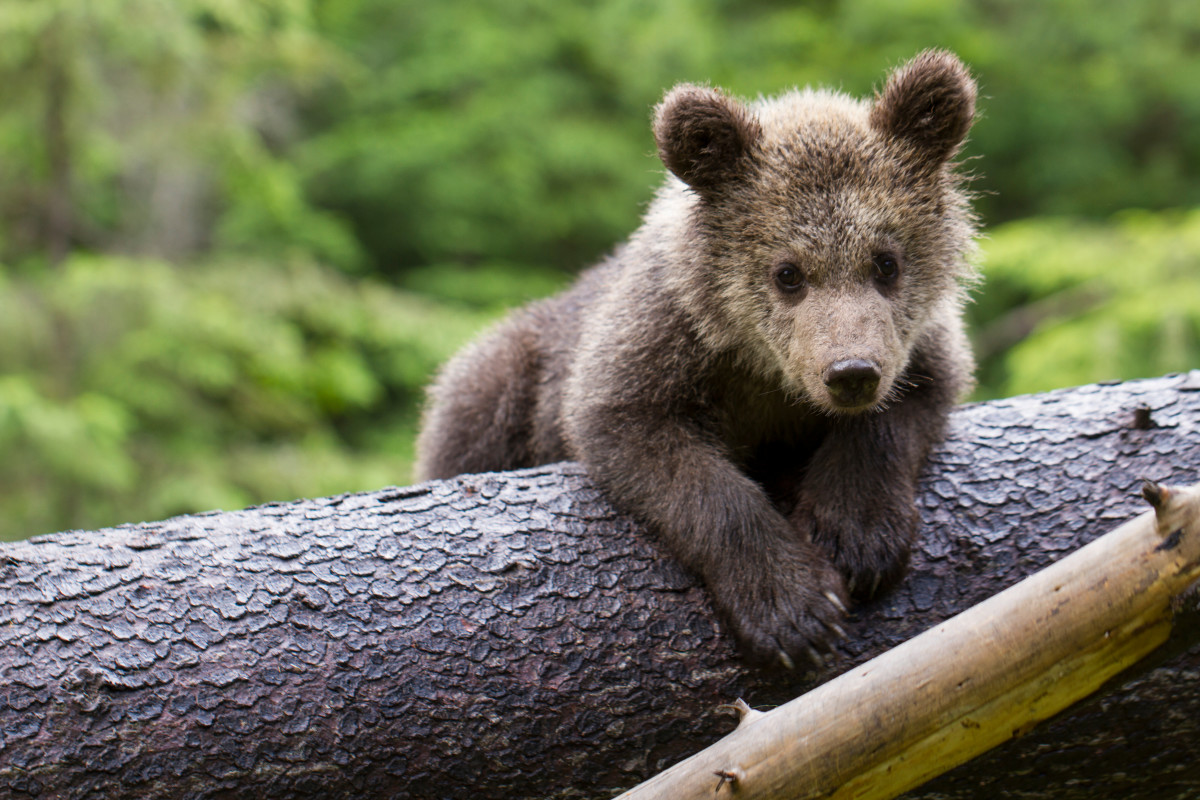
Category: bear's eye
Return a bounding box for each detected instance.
[873,252,901,282]
[774,262,806,293]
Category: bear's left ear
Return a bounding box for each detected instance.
[869,50,976,166]
[653,84,762,193]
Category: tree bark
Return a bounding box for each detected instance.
[3,372,1200,799]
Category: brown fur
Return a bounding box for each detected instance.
[416,51,979,666]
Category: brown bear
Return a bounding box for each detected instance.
[415,51,979,667]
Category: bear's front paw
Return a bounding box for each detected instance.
[804,501,918,601]
[708,544,849,669]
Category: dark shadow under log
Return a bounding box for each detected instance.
[3,372,1200,799]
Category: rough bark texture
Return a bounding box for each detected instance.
[3,372,1200,799]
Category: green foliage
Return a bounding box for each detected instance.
[704,0,1200,222]
[296,0,1200,276]
[0,254,494,540]
[0,0,359,267]
[300,0,721,276]
[0,0,1197,540]
[399,262,569,312]
[970,210,1200,398]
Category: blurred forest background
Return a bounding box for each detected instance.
[2,0,1199,541]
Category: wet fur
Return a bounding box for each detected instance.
[416,51,979,665]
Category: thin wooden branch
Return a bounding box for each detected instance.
[618,481,1200,799]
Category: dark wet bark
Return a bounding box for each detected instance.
[3,372,1200,799]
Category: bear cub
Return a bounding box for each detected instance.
[416,51,979,667]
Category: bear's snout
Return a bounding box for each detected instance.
[823,358,882,408]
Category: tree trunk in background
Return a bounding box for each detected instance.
[41,15,73,268]
[3,372,1200,799]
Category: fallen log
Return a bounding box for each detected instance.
[2,372,1200,799]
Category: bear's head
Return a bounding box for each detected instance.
[653,50,978,414]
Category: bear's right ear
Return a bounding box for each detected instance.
[653,84,762,193]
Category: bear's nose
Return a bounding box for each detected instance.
[823,359,881,407]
